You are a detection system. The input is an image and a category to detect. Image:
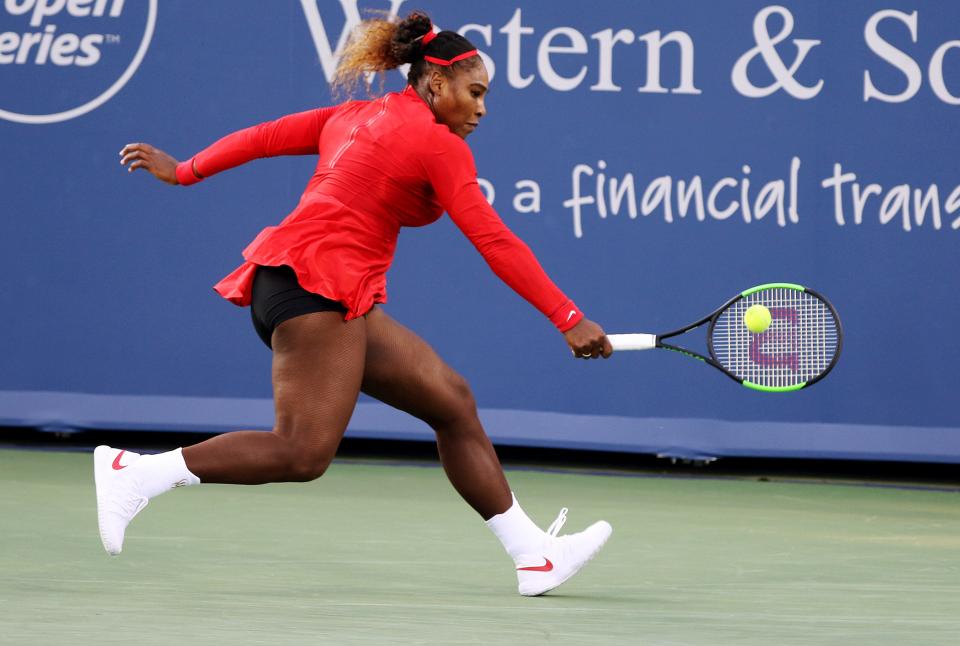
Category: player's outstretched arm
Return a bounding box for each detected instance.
[565,318,613,360]
[119,143,179,185]
[119,107,339,187]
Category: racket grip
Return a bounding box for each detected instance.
[608,333,657,351]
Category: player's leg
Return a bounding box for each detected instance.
[360,306,510,519]
[94,310,367,554]
[181,311,367,483]
[360,307,612,595]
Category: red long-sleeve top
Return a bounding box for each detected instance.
[176,85,584,332]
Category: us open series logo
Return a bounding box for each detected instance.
[0,0,157,124]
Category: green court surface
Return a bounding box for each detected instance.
[1,449,958,645]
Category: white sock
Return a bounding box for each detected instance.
[485,493,547,560]
[129,448,201,499]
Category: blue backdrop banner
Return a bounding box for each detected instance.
[2,1,958,461]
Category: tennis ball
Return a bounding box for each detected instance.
[743,304,771,333]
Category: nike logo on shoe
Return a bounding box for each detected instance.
[111,450,130,470]
[517,557,553,572]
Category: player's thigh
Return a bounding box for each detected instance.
[271,311,367,450]
[361,307,475,426]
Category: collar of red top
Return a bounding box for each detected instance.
[402,85,432,113]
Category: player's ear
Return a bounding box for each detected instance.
[428,69,446,97]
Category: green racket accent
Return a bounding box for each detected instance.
[741,283,805,297]
[742,380,807,393]
[662,346,706,362]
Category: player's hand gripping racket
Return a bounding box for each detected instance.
[608,283,842,392]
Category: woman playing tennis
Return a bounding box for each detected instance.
[100,11,612,597]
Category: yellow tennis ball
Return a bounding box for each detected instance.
[743,304,772,333]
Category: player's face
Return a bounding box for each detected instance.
[433,62,488,139]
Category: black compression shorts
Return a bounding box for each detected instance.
[250,265,348,349]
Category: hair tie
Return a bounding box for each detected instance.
[420,29,437,46]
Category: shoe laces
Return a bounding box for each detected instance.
[546,507,568,537]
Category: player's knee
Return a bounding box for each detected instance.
[450,373,477,413]
[270,428,335,482]
[432,371,479,427]
[284,449,333,482]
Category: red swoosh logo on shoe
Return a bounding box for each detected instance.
[517,557,553,572]
[111,450,129,470]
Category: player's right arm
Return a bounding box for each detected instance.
[119,106,340,185]
[419,131,612,359]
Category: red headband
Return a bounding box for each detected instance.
[424,50,479,66]
[419,26,478,66]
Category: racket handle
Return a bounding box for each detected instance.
[607,333,657,351]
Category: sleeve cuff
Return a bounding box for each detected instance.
[550,300,584,332]
[175,158,201,186]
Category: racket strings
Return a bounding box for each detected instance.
[711,288,839,388]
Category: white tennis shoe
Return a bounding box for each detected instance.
[514,508,612,596]
[94,445,148,556]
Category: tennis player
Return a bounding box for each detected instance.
[99,11,613,596]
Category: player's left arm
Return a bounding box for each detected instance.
[119,106,340,186]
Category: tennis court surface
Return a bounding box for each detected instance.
[2,448,958,645]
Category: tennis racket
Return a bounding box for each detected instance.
[608,283,842,392]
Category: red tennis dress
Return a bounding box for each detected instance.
[175,85,583,332]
